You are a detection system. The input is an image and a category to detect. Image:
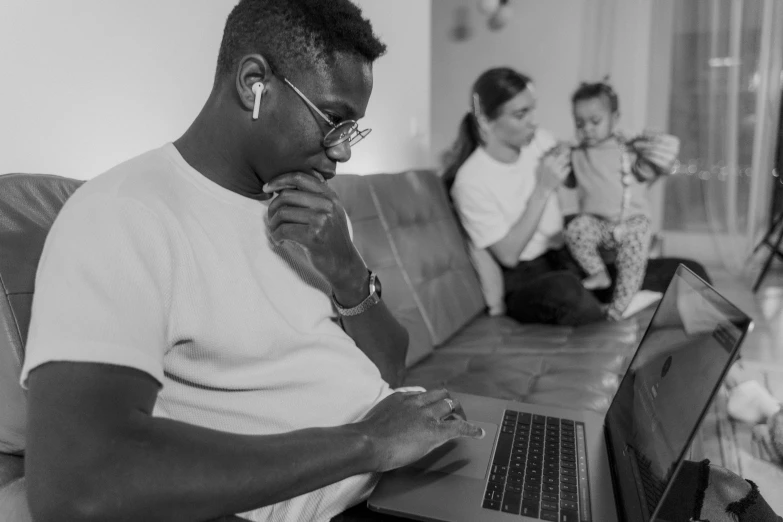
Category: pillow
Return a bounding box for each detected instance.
[467,241,506,316]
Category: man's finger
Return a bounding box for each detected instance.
[447,418,486,440]
[268,207,312,231]
[268,221,313,248]
[263,172,327,195]
[415,388,450,406]
[428,395,463,420]
[267,189,330,215]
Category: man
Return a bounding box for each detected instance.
[22,1,483,521]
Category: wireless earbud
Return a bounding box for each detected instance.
[252,82,265,120]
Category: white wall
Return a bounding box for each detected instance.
[430,0,661,164]
[0,1,431,179]
[348,0,432,174]
[431,0,587,165]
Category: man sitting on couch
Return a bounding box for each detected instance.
[20,1,483,521]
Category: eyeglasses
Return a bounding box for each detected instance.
[280,76,371,149]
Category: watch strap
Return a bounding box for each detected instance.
[333,271,381,317]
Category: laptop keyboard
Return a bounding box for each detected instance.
[482,410,591,521]
[634,450,667,516]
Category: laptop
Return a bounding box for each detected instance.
[367,265,753,522]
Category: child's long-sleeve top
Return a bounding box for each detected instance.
[567,134,679,222]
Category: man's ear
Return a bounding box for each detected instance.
[235,54,274,115]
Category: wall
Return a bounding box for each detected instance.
[348,0,432,174]
[431,0,665,223]
[430,0,587,166]
[0,1,431,179]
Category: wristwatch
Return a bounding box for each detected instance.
[334,271,382,317]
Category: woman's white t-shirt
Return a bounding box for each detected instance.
[450,130,564,262]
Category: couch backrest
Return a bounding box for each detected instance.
[0,170,484,453]
[331,171,485,364]
[0,174,85,454]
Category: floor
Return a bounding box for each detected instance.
[699,265,783,513]
[709,266,783,366]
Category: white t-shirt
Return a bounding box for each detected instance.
[21,144,392,522]
[450,130,564,262]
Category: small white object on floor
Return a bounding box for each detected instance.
[621,290,663,319]
[727,380,782,426]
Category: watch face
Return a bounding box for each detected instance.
[374,273,382,299]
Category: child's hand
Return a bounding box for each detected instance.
[545,142,572,158]
[631,132,680,172]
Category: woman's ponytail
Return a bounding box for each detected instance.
[442,112,481,195]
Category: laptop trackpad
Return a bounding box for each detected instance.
[407,422,498,480]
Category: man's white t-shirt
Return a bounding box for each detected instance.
[450,130,564,262]
[21,144,393,522]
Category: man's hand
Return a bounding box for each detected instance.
[264,172,367,303]
[356,389,485,472]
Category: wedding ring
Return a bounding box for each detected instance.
[443,397,456,414]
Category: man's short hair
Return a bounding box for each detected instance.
[215,0,387,81]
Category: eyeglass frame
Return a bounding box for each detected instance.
[274,73,371,149]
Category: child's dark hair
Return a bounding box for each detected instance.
[571,78,619,113]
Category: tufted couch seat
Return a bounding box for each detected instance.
[0,170,652,518]
[329,170,647,410]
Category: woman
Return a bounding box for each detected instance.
[443,67,708,326]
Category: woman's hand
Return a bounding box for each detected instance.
[536,145,571,193]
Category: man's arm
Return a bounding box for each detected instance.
[265,173,409,387]
[333,277,409,388]
[26,362,482,522]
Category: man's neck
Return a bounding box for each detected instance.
[174,97,271,201]
[482,139,521,164]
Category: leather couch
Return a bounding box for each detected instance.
[0,170,649,519]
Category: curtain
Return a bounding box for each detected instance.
[579,0,783,274]
[662,0,783,274]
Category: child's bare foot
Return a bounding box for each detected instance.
[727,380,781,426]
[605,306,623,322]
[582,272,611,290]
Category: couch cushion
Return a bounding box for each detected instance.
[0,174,84,454]
[330,174,435,366]
[403,312,654,413]
[362,171,485,346]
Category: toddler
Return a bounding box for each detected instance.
[562,81,680,320]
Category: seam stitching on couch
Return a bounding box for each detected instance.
[367,183,436,340]
[0,293,24,366]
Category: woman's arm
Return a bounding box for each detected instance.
[489,185,555,267]
[489,151,571,267]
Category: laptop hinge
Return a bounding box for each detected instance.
[603,422,627,521]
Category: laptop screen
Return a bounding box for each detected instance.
[604,266,751,522]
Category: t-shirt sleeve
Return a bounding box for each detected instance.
[20,195,172,388]
[451,180,508,250]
